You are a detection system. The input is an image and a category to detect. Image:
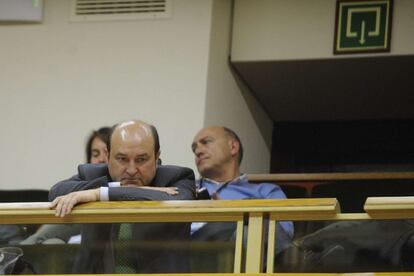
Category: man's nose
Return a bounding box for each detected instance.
[194,145,203,156]
[126,161,138,176]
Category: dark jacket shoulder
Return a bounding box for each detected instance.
[77,163,194,185]
[78,163,109,181]
[152,165,194,186]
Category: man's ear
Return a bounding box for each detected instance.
[155,151,161,164]
[229,139,240,158]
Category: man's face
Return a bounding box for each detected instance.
[108,125,158,186]
[191,127,235,177]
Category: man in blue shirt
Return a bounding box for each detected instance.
[190,126,293,253]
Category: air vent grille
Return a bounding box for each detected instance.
[70,0,171,21]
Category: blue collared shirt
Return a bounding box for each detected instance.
[197,174,294,238]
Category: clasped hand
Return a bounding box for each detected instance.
[50,186,179,217]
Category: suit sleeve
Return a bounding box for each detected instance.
[48,174,108,201]
[108,167,196,201]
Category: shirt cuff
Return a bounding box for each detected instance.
[100,187,109,201]
[100,182,121,201]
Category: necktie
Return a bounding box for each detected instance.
[115,223,136,273]
[211,181,231,199]
[119,223,132,240]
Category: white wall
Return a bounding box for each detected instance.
[203,0,273,174]
[0,0,212,189]
[0,0,273,190]
[232,0,414,61]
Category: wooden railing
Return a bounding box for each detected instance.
[1,196,413,275]
[13,273,414,276]
[365,196,414,219]
[248,172,414,182]
[0,198,339,274]
[8,273,414,276]
[248,172,414,199]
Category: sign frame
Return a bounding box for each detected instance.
[334,0,393,54]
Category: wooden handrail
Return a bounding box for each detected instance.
[0,198,339,224]
[21,273,414,276]
[0,199,339,274]
[248,172,414,182]
[2,198,414,274]
[364,196,414,219]
[248,172,414,198]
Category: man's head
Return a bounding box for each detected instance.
[191,126,243,181]
[108,120,160,186]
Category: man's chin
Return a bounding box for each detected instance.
[121,180,143,186]
[197,158,210,167]
[197,162,210,171]
[198,167,214,178]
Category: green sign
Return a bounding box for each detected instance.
[334,0,393,54]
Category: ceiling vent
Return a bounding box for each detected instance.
[70,0,171,22]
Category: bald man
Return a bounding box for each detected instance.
[191,126,293,253]
[49,120,196,273]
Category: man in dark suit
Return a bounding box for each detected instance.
[49,120,196,273]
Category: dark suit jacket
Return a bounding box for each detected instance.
[49,164,196,273]
[300,220,414,267]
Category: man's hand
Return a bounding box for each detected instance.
[50,189,100,217]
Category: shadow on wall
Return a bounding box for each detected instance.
[230,63,273,151]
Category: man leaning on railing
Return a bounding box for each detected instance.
[49,120,196,274]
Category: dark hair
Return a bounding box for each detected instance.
[108,123,160,155]
[223,127,243,165]
[86,127,112,163]
[150,124,160,155]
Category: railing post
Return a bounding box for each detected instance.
[266,219,276,273]
[245,212,265,273]
[233,219,244,273]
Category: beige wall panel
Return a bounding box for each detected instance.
[0,0,212,189]
[232,0,414,61]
